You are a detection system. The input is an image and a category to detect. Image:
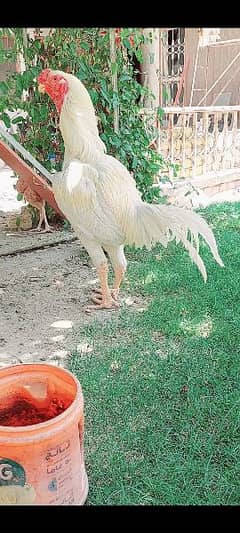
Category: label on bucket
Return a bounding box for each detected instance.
[42,434,79,504]
[0,418,87,505]
[0,458,36,504]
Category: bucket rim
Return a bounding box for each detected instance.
[0,363,83,438]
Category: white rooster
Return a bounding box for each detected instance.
[37,69,224,311]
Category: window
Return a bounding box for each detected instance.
[160,28,185,106]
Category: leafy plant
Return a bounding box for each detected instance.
[0,28,173,210]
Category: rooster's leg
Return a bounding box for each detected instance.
[81,241,120,311]
[93,245,127,301]
[36,205,45,231]
[112,265,126,299]
[87,262,120,311]
[31,203,53,233]
[42,203,53,233]
[30,204,44,232]
[91,263,114,306]
[93,266,125,301]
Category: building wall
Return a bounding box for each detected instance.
[0,33,17,82]
[184,28,240,106]
[0,62,17,81]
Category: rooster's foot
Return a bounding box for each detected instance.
[93,287,119,301]
[40,227,54,233]
[85,294,120,313]
[30,226,54,233]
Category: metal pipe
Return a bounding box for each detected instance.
[0,124,53,183]
[189,37,200,106]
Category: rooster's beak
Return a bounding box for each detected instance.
[38,83,46,94]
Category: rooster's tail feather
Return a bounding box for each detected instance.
[125,203,224,281]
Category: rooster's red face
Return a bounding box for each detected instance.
[37,69,69,112]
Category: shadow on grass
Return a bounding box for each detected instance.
[69,202,240,505]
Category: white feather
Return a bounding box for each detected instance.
[50,70,224,278]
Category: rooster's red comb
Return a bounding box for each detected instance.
[37,69,51,84]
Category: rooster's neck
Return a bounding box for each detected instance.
[59,103,106,165]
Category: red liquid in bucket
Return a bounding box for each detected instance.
[0,395,72,427]
[0,364,88,505]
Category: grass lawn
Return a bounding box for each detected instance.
[69,202,240,506]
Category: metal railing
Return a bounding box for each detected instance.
[158,105,240,179]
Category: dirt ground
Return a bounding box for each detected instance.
[0,229,125,369]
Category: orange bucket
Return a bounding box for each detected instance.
[0,364,88,505]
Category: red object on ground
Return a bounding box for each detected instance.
[0,139,64,218]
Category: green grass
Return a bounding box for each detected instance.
[69,202,240,506]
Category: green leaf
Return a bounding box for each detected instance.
[122,38,130,49]
[69,42,76,55]
[31,66,40,78]
[17,192,24,201]
[120,29,129,40]
[100,79,107,92]
[0,81,9,95]
[88,89,99,105]
[15,75,23,94]
[135,48,143,63]
[157,107,165,121]
[12,116,24,124]
[16,216,21,227]
[119,74,131,82]
[100,87,111,104]
[32,40,41,52]
[172,164,179,178]
[63,219,70,229]
[132,156,138,169]
[30,107,40,122]
[0,113,11,128]
[81,42,90,51]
